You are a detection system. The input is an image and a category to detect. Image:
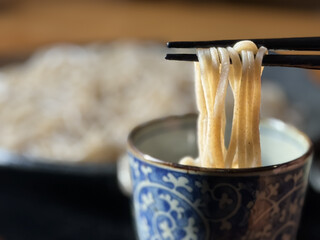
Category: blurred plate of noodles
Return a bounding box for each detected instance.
[0,41,196,173]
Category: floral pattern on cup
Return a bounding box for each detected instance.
[130,154,310,240]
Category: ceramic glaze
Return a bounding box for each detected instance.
[128,115,312,240]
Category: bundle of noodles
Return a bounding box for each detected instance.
[180,41,267,168]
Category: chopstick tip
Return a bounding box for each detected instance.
[167,42,176,48]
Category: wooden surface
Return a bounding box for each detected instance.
[0,0,319,57]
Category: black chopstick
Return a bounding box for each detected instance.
[167,36,320,51]
[165,54,320,70]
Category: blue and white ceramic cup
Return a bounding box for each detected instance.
[127,114,313,240]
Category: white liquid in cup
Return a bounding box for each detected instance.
[134,117,310,168]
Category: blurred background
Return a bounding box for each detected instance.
[0,0,320,239]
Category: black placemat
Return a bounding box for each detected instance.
[0,167,134,240]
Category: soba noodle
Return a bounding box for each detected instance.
[180,41,267,168]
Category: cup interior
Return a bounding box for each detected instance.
[130,115,311,167]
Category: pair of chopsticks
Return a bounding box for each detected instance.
[165,37,320,70]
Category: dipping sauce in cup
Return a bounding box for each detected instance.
[127,114,312,240]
